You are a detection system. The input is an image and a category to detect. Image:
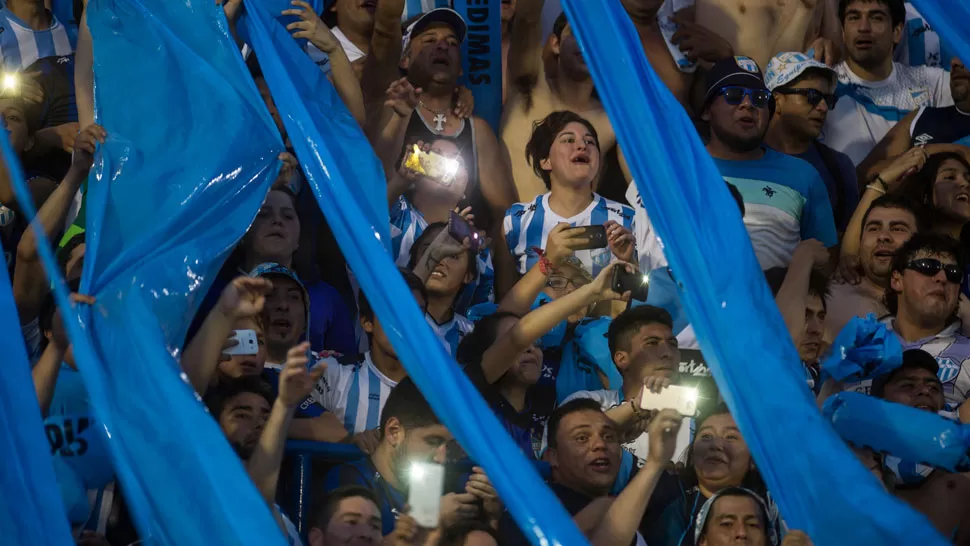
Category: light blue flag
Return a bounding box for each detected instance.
[0,205,73,544]
[454,0,503,131]
[909,0,969,66]
[239,1,589,543]
[4,0,292,543]
[560,0,948,543]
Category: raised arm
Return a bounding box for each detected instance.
[32,293,95,416]
[284,1,366,125]
[247,343,324,503]
[481,261,630,383]
[506,0,545,91]
[496,223,589,315]
[75,4,94,128]
[180,276,272,394]
[373,77,421,184]
[775,239,828,341]
[856,109,920,185]
[360,0,405,114]
[473,117,519,297]
[13,124,103,324]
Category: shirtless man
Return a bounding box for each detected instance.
[695,0,842,70]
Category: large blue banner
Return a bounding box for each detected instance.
[6,0,292,543]
[239,0,587,543]
[560,0,947,543]
[909,0,969,64]
[0,200,73,543]
[454,0,503,131]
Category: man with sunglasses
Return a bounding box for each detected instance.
[764,52,859,233]
[701,56,837,270]
[841,233,970,422]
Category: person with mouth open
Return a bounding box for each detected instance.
[764,52,859,233]
[869,348,970,543]
[821,0,953,166]
[836,233,970,423]
[702,56,837,271]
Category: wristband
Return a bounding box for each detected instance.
[865,183,886,195]
[532,246,554,276]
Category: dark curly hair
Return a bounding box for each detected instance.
[525,110,600,190]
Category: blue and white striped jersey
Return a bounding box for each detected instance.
[0,8,75,72]
[426,312,474,357]
[895,3,953,71]
[503,193,636,277]
[402,0,451,20]
[313,352,397,435]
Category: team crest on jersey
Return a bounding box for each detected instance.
[734,56,759,74]
[936,357,959,384]
[591,248,612,267]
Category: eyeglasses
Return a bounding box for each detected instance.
[905,258,962,284]
[546,275,589,291]
[716,86,771,109]
[773,88,838,109]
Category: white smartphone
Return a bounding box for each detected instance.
[224,329,258,356]
[640,384,698,417]
[407,461,445,528]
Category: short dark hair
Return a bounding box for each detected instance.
[859,194,924,235]
[607,306,674,360]
[311,485,380,531]
[698,487,771,541]
[406,222,478,279]
[203,376,275,419]
[546,398,604,450]
[898,152,970,227]
[763,266,831,311]
[838,0,905,28]
[379,377,440,437]
[682,404,766,492]
[525,111,600,190]
[552,12,568,40]
[456,311,521,369]
[359,267,429,322]
[886,232,965,315]
[436,521,501,545]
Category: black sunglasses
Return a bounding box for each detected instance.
[905,258,962,284]
[717,86,771,109]
[773,88,838,109]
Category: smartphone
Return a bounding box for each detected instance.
[612,267,650,301]
[407,461,445,528]
[640,385,698,417]
[404,144,460,186]
[224,329,258,356]
[449,211,482,253]
[566,225,608,250]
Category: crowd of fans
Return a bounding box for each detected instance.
[3,0,970,544]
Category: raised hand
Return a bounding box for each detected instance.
[385,77,422,118]
[605,220,635,262]
[216,276,273,320]
[646,408,682,465]
[277,342,325,408]
[589,261,634,302]
[72,124,107,173]
[453,86,475,118]
[283,1,340,54]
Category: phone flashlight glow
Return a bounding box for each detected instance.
[410,462,427,482]
[685,388,698,402]
[2,73,18,92]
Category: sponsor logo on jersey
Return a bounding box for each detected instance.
[913,133,934,145]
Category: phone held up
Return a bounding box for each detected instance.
[565,225,608,250]
[612,266,650,301]
[448,211,482,253]
[404,144,460,186]
[224,329,259,356]
[640,385,698,417]
[407,461,446,528]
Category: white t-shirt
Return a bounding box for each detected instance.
[562,389,694,466]
[822,62,952,165]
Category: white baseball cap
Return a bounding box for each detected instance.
[764,51,835,91]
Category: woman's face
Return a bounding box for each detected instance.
[541,263,591,323]
[245,190,300,264]
[218,318,267,379]
[932,158,970,222]
[691,413,752,494]
[541,121,600,189]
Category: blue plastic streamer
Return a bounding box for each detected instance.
[240,2,588,543]
[0,236,73,543]
[823,392,970,473]
[560,0,947,543]
[909,0,970,64]
[820,314,903,382]
[454,0,503,131]
[4,0,293,543]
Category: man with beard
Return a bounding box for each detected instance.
[822,0,952,166]
[859,57,970,181]
[323,378,502,536]
[842,233,970,423]
[764,52,858,232]
[825,195,921,338]
[702,56,837,269]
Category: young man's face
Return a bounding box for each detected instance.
[698,495,768,546]
[883,367,944,412]
[705,91,769,154]
[859,206,917,283]
[540,121,600,189]
[774,74,835,141]
[890,250,960,329]
[797,294,826,363]
[0,100,31,155]
[218,392,270,460]
[551,24,588,78]
[614,322,681,380]
[842,0,900,70]
[363,288,427,358]
[247,190,300,263]
[263,276,307,355]
[310,495,382,546]
[549,409,621,495]
[402,23,462,87]
[220,318,268,379]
